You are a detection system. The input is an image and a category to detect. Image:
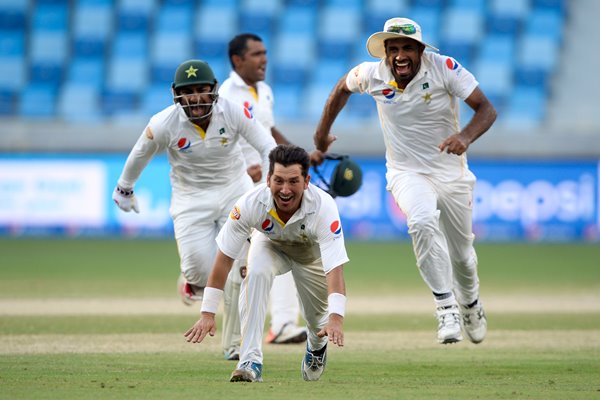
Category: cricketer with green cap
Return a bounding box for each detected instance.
[112,59,276,359]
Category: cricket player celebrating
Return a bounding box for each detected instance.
[112,60,276,332]
[184,144,348,383]
[314,18,497,345]
[219,33,314,354]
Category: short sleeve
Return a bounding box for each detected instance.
[315,195,350,274]
[345,62,372,95]
[440,55,479,100]
[216,193,254,259]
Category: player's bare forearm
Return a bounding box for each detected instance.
[314,76,352,152]
[319,265,346,346]
[207,250,235,290]
[439,87,497,155]
[325,265,346,296]
[271,126,290,145]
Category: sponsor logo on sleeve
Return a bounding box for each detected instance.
[445,57,459,70]
[330,220,342,235]
[229,206,241,220]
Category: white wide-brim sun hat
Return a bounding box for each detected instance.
[366,17,439,58]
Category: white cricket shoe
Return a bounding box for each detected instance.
[436,305,463,344]
[301,344,327,381]
[265,322,307,344]
[461,302,487,344]
[230,361,263,383]
[177,274,204,306]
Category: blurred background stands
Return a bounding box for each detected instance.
[1,0,599,157]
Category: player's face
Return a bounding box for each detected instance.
[267,163,310,221]
[236,39,267,84]
[174,84,218,122]
[385,37,424,88]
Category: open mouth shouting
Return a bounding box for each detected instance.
[394,59,412,78]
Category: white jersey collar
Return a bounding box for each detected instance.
[258,183,318,221]
[228,70,249,89]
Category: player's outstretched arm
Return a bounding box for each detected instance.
[314,75,352,153]
[317,265,346,347]
[184,250,235,344]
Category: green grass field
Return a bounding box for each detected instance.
[1,238,599,399]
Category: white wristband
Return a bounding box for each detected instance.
[200,287,223,314]
[328,293,346,317]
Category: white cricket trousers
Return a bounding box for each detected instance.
[387,169,480,306]
[171,177,252,287]
[170,177,252,356]
[236,239,302,333]
[237,233,329,366]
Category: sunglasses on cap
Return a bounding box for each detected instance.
[387,24,417,35]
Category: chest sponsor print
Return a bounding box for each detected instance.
[261,218,274,232]
[177,137,192,152]
[243,101,254,113]
[382,88,395,99]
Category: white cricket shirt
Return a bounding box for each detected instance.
[346,52,479,182]
[219,71,276,167]
[117,97,276,192]
[217,184,349,274]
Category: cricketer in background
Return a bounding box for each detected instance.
[112,60,276,350]
[314,18,496,345]
[184,144,348,383]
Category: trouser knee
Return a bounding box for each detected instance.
[180,250,213,287]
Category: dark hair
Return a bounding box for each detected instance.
[228,33,263,69]
[268,144,310,178]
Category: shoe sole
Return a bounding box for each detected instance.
[439,336,463,344]
[438,332,463,344]
[230,371,261,383]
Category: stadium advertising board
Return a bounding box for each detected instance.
[0,155,598,242]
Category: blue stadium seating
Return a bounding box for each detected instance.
[408,7,441,47]
[67,57,105,89]
[117,0,156,32]
[273,85,302,120]
[503,86,547,129]
[57,83,102,122]
[151,31,193,84]
[0,0,29,31]
[142,84,173,116]
[0,30,25,114]
[0,0,569,127]
[19,84,58,118]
